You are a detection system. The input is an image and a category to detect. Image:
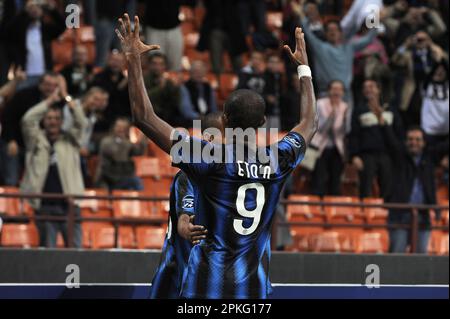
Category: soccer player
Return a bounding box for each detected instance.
[150,113,223,299]
[116,14,317,299]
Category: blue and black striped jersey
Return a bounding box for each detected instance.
[173,131,306,299]
[150,171,194,299]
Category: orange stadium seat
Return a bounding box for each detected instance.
[323,196,363,225]
[118,226,136,249]
[90,224,116,249]
[355,232,386,254]
[0,187,21,216]
[136,226,166,249]
[112,191,152,219]
[1,224,39,248]
[310,231,341,252]
[362,198,388,225]
[428,231,449,255]
[79,189,112,218]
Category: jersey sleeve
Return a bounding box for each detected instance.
[171,131,219,181]
[276,132,307,169]
[174,172,195,217]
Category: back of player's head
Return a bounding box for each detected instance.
[223,89,266,130]
[201,112,223,133]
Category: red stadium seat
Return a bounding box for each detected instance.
[118,226,136,249]
[136,226,166,249]
[355,232,385,254]
[112,191,152,219]
[80,189,112,218]
[1,224,39,248]
[323,196,361,223]
[428,231,449,255]
[90,224,116,249]
[287,195,324,251]
[362,198,388,225]
[0,187,20,216]
[310,231,342,252]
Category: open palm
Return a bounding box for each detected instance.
[284,27,309,66]
[116,14,160,56]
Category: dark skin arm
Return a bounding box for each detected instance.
[115,14,174,154]
[284,28,318,145]
[178,214,208,245]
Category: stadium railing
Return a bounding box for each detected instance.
[0,192,448,253]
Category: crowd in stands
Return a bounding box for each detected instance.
[0,0,448,252]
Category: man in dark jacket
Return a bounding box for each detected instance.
[5,0,65,89]
[379,115,448,253]
[348,79,403,198]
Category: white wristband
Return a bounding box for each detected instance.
[297,65,312,79]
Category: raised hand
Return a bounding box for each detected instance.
[284,27,309,66]
[115,14,160,57]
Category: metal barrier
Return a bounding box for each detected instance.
[0,192,448,253]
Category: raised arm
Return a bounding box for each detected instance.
[115,14,174,154]
[284,27,318,145]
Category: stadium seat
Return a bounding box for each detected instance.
[90,224,116,249]
[323,196,361,222]
[118,226,136,249]
[310,231,342,253]
[362,198,388,225]
[136,226,166,249]
[112,191,152,219]
[428,231,449,255]
[0,187,21,216]
[79,189,112,218]
[355,232,385,254]
[287,195,324,251]
[1,224,39,248]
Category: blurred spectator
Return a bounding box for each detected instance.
[94,0,135,67]
[383,2,446,47]
[353,24,392,106]
[140,0,196,71]
[1,72,60,186]
[95,118,146,191]
[20,83,88,248]
[238,0,278,51]
[280,73,301,131]
[91,51,131,134]
[319,0,344,17]
[5,0,65,89]
[179,60,217,126]
[391,31,448,127]
[296,1,378,106]
[144,52,182,126]
[62,87,109,185]
[282,0,324,92]
[420,61,449,145]
[310,80,348,196]
[197,0,247,77]
[0,0,25,85]
[60,46,94,97]
[264,54,286,129]
[0,68,27,185]
[380,124,448,253]
[237,51,267,95]
[348,79,403,199]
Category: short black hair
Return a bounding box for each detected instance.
[39,71,60,83]
[201,112,223,133]
[224,89,266,130]
[327,79,345,90]
[406,125,425,137]
[148,51,168,65]
[325,20,342,32]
